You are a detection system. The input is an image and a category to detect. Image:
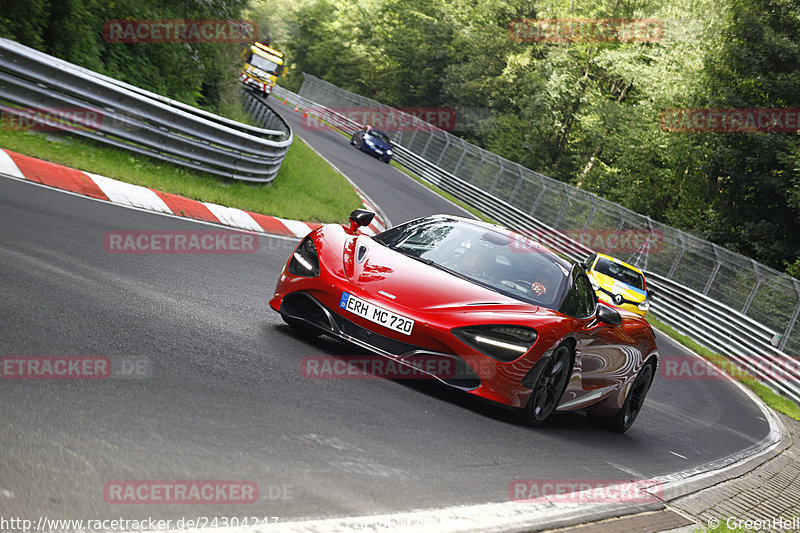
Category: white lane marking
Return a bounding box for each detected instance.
[202,202,264,232]
[87,173,172,214]
[670,451,688,459]
[607,461,645,478]
[0,150,26,179]
[275,216,313,238]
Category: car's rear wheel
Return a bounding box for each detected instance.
[607,362,654,434]
[520,344,573,426]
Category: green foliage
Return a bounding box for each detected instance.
[697,0,800,271]
[0,0,248,113]
[0,128,360,223]
[249,0,800,275]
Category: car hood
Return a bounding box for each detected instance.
[592,271,647,303]
[365,135,391,150]
[342,235,543,313]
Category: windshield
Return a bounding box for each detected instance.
[374,218,570,308]
[367,131,391,144]
[248,53,282,76]
[593,256,645,290]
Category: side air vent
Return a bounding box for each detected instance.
[356,244,368,263]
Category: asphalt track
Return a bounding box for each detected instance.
[0,102,770,524]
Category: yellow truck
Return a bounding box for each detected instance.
[240,42,284,96]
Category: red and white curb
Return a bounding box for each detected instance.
[0,148,387,238]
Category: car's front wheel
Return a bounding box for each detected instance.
[607,361,654,433]
[519,344,573,426]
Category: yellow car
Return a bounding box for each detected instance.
[585,253,652,317]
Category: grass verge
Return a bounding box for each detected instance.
[649,316,800,422]
[0,128,361,223]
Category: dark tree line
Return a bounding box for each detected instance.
[0,0,249,113]
[252,0,800,276]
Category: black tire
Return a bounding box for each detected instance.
[519,344,573,426]
[607,362,654,434]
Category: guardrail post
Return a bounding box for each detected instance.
[435,135,450,167]
[470,152,486,183]
[489,159,504,194]
[553,188,572,228]
[742,264,762,315]
[452,144,467,175]
[420,127,435,157]
[703,246,723,296]
[530,182,547,216]
[667,236,687,279]
[509,168,524,201]
[780,287,800,351]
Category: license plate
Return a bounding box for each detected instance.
[339,292,414,335]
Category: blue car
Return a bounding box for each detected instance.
[350,129,394,163]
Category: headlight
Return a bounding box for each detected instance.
[288,237,320,277]
[637,301,650,312]
[452,325,537,362]
[365,139,375,147]
[386,149,393,155]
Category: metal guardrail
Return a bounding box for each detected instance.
[0,38,291,183]
[273,81,800,404]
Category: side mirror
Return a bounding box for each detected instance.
[348,209,375,232]
[597,303,622,326]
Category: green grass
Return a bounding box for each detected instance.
[0,128,361,223]
[649,316,800,422]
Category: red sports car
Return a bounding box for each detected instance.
[269,210,659,433]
